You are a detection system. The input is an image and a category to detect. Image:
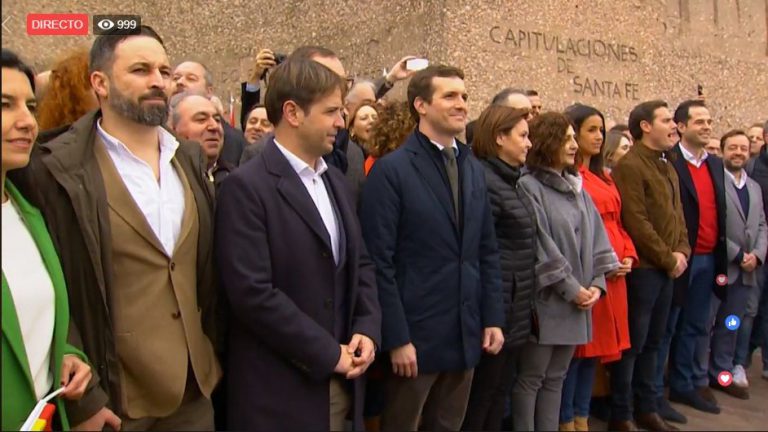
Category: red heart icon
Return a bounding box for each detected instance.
[717,371,732,387]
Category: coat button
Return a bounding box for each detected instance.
[171,310,181,319]
[324,298,333,309]
[170,262,176,271]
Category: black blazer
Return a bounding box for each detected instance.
[218,122,248,167]
[215,139,380,430]
[671,143,728,302]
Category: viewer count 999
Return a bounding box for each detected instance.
[92,15,141,35]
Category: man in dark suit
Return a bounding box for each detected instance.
[656,100,727,417]
[359,65,505,431]
[215,57,380,431]
[172,60,249,166]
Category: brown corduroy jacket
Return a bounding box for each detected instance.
[612,140,690,273]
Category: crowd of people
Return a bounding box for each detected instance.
[2,23,768,432]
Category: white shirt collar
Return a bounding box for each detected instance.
[430,138,459,156]
[96,120,179,164]
[273,139,328,177]
[725,169,748,189]
[679,141,708,168]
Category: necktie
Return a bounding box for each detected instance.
[442,147,459,221]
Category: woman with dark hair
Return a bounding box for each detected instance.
[558,104,637,431]
[364,100,415,175]
[36,46,98,138]
[512,111,618,432]
[603,129,632,170]
[1,49,98,430]
[462,105,534,431]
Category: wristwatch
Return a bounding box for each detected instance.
[382,69,395,88]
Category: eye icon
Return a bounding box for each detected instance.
[97,19,115,30]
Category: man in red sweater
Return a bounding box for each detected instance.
[657,100,728,419]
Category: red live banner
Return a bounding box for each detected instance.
[27,13,89,35]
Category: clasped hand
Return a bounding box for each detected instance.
[334,333,376,379]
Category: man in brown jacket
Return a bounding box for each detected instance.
[609,100,690,432]
[12,26,220,430]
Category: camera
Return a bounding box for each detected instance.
[262,52,288,79]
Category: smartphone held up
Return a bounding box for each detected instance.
[406,58,429,71]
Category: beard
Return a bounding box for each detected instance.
[108,84,169,126]
[724,158,745,172]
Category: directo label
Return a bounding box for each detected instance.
[27,14,89,35]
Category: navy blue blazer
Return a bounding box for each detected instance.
[215,139,381,430]
[359,130,504,374]
[671,144,728,302]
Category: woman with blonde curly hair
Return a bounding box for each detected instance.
[364,100,415,175]
[37,46,98,134]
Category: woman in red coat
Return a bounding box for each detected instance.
[559,104,638,431]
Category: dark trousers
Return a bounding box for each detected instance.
[381,369,474,431]
[709,277,751,381]
[655,304,680,398]
[670,254,716,393]
[737,265,768,370]
[463,347,520,431]
[609,268,673,421]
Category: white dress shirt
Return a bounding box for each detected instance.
[726,169,748,189]
[97,121,185,257]
[679,142,708,168]
[430,138,460,157]
[274,139,340,264]
[2,198,55,399]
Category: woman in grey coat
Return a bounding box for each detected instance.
[512,112,618,431]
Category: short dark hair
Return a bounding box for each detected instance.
[246,103,266,119]
[289,45,337,61]
[610,123,629,133]
[674,99,707,126]
[90,25,165,74]
[491,87,526,105]
[1,49,36,92]
[526,111,575,174]
[628,100,668,141]
[525,89,539,97]
[720,129,748,150]
[472,105,529,160]
[564,103,607,180]
[264,57,346,126]
[407,64,464,121]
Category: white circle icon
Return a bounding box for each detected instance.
[97,19,115,30]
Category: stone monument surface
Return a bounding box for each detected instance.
[2,0,766,132]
